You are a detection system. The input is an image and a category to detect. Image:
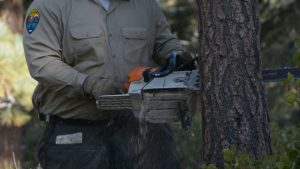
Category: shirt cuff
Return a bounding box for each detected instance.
[75,72,89,95]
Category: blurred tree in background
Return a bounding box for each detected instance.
[159,0,198,54]
[0,21,35,126]
[260,0,300,127]
[0,20,36,168]
[0,0,299,169]
[260,0,300,67]
[0,0,23,33]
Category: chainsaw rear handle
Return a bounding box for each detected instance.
[144,52,177,82]
[143,52,198,82]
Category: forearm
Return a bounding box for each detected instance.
[26,55,88,96]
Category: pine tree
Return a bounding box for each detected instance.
[196,0,272,167]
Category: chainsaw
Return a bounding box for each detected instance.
[96,56,300,130]
[97,69,200,130]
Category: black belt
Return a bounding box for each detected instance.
[39,113,112,126]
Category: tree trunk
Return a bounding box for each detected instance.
[0,0,24,33]
[0,126,22,169]
[196,0,272,168]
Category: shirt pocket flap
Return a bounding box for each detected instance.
[121,28,147,40]
[70,26,103,39]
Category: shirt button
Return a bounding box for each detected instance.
[112,54,116,58]
[109,33,112,37]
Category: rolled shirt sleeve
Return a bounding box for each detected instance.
[23,0,88,96]
[152,0,184,64]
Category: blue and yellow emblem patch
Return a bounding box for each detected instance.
[26,9,40,34]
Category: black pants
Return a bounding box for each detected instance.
[37,115,181,169]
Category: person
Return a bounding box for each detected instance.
[23,0,192,168]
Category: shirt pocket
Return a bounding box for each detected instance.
[69,25,106,64]
[121,27,150,64]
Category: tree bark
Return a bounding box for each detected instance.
[0,126,22,169]
[196,0,272,168]
[0,0,24,33]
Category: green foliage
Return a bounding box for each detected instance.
[283,41,300,106]
[285,88,298,105]
[0,20,36,126]
[201,164,218,169]
[223,148,235,163]
[201,123,300,169]
[3,164,14,169]
[172,112,202,169]
[294,38,300,49]
[294,38,300,68]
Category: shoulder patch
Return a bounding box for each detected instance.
[26,9,40,34]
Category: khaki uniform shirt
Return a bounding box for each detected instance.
[23,0,182,120]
